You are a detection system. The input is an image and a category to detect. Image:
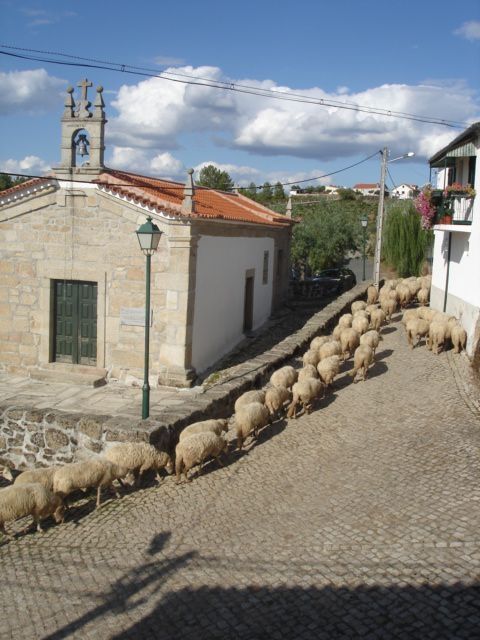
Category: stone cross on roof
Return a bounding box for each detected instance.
[75,78,93,119]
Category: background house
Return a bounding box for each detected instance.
[390,183,419,199]
[353,183,389,197]
[0,80,293,387]
[429,122,479,362]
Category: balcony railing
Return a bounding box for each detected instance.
[431,190,474,226]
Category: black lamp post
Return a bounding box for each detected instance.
[361,215,368,281]
[136,216,162,419]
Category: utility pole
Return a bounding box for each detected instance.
[373,147,388,289]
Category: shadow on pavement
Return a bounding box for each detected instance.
[109,581,479,640]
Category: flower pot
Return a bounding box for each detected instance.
[439,214,453,224]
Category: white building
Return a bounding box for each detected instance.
[429,122,479,362]
[391,183,418,199]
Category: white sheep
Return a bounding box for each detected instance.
[405,318,430,349]
[14,466,59,492]
[179,418,229,442]
[104,442,174,487]
[351,315,369,336]
[418,307,437,322]
[353,309,370,320]
[52,458,129,509]
[0,483,64,538]
[332,324,343,340]
[287,378,324,419]
[302,348,321,368]
[427,321,447,354]
[339,327,360,361]
[396,283,412,308]
[234,402,270,450]
[417,287,430,306]
[451,325,467,353]
[265,386,292,420]
[317,355,341,387]
[234,391,266,413]
[380,296,397,323]
[369,308,386,331]
[349,344,374,382]
[338,313,353,329]
[270,365,297,389]
[297,364,319,382]
[175,432,228,483]
[366,285,378,305]
[310,335,330,351]
[351,300,367,314]
[402,308,420,326]
[318,340,342,361]
[360,329,382,355]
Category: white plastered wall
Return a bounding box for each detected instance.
[192,235,274,372]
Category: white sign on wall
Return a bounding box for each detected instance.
[120,308,153,327]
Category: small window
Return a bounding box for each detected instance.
[263,251,269,284]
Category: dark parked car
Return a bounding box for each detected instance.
[291,267,356,299]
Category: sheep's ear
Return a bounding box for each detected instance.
[1,467,14,482]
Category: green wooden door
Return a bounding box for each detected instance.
[54,280,97,365]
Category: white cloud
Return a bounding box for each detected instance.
[0,69,65,115]
[194,160,261,184]
[108,68,479,163]
[0,155,50,175]
[454,20,480,41]
[108,147,185,180]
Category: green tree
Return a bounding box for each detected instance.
[273,181,285,200]
[197,165,234,191]
[0,174,13,191]
[383,200,433,277]
[337,188,357,201]
[259,182,273,202]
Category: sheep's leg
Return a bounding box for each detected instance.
[35,516,44,534]
[155,471,164,484]
[96,485,102,509]
[237,436,244,451]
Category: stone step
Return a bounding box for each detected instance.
[29,364,107,387]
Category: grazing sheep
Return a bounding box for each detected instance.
[360,329,382,355]
[287,378,325,419]
[380,296,397,323]
[318,340,342,361]
[317,355,341,387]
[234,402,270,450]
[265,386,292,420]
[405,318,430,349]
[52,458,129,509]
[353,309,370,321]
[104,442,174,487]
[351,300,367,314]
[419,307,437,323]
[179,419,229,442]
[349,344,375,382]
[451,325,467,353]
[270,365,297,390]
[0,483,64,538]
[338,313,353,329]
[302,348,321,368]
[427,321,447,354]
[417,287,430,306]
[297,364,319,382]
[366,303,379,315]
[234,391,266,412]
[332,324,343,340]
[351,315,369,336]
[14,466,59,492]
[366,285,378,305]
[370,308,386,331]
[402,308,419,326]
[310,335,330,351]
[175,432,228,483]
[405,279,421,298]
[396,283,412,308]
[339,327,360,360]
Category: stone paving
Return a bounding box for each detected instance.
[1,311,480,639]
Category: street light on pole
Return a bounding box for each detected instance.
[372,149,415,288]
[136,216,162,420]
[360,214,368,281]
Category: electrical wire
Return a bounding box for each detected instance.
[0,44,469,129]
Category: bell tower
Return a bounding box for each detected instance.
[54,78,107,180]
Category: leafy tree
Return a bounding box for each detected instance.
[383,200,433,277]
[273,181,285,200]
[337,188,357,201]
[259,182,273,201]
[197,165,234,191]
[0,174,13,191]
[290,198,375,276]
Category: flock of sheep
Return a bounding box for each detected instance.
[1,272,466,540]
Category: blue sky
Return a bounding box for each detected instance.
[1,0,479,191]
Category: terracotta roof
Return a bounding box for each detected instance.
[353,183,380,190]
[97,169,293,228]
[0,177,53,199]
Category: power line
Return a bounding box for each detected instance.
[0,44,469,129]
[0,150,380,192]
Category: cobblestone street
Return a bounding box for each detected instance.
[1,312,479,639]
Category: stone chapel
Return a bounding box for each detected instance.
[0,79,293,387]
